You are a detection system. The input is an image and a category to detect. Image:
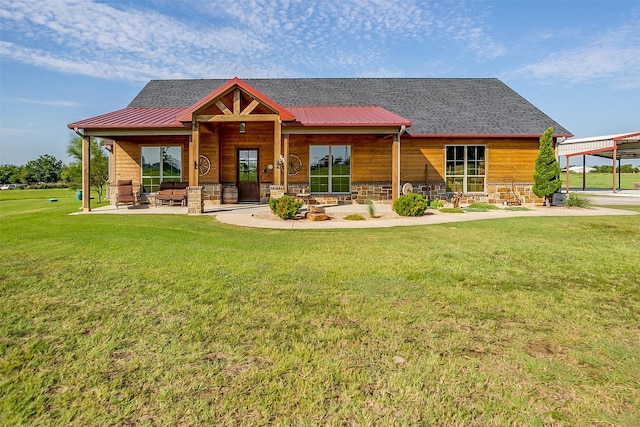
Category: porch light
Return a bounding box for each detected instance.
[239,122,246,134]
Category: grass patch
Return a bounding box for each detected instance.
[464,203,502,212]
[1,190,639,425]
[439,207,465,213]
[503,206,532,211]
[344,214,365,221]
[562,172,640,189]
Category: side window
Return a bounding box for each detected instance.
[309,145,351,193]
[141,146,182,193]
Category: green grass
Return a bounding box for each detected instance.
[344,214,365,220]
[2,190,640,425]
[562,172,640,189]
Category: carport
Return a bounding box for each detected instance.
[557,132,640,193]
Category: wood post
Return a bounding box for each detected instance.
[82,135,91,212]
[565,155,570,194]
[274,119,282,186]
[612,144,617,193]
[190,122,200,186]
[392,136,399,201]
[283,133,289,192]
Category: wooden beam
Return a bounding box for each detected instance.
[82,135,91,212]
[84,128,190,137]
[283,126,400,135]
[392,137,399,201]
[233,89,240,115]
[215,100,233,116]
[241,99,260,116]
[274,119,282,186]
[199,114,280,122]
[190,122,200,186]
[283,133,289,192]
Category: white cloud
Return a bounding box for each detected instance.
[516,23,640,88]
[14,98,84,107]
[0,0,505,80]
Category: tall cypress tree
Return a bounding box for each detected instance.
[533,126,561,206]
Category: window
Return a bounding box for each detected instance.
[309,145,351,193]
[141,146,182,193]
[445,145,486,193]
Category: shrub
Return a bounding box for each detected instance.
[366,199,376,217]
[563,193,591,208]
[428,199,444,209]
[393,193,428,217]
[269,195,303,219]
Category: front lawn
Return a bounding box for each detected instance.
[562,172,640,189]
[1,191,639,425]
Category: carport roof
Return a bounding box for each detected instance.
[557,132,640,159]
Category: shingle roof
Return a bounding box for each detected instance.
[127,78,572,136]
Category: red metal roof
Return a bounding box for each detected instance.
[67,107,185,129]
[286,106,412,127]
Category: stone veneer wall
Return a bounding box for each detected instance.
[259,184,271,203]
[200,183,273,204]
[307,181,541,205]
[403,181,542,205]
[208,181,543,206]
[201,183,222,205]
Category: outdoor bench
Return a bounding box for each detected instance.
[155,182,188,206]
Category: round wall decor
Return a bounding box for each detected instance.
[288,154,302,176]
[199,155,211,176]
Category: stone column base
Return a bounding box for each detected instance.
[187,186,204,215]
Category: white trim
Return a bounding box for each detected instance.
[444,144,487,193]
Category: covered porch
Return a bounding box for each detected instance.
[69,78,411,214]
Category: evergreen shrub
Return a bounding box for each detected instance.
[428,199,444,209]
[393,193,428,216]
[269,195,303,220]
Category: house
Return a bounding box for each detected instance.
[68,77,572,213]
[566,166,596,174]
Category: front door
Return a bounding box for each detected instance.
[237,149,259,202]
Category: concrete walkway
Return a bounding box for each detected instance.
[81,191,638,229]
[211,203,637,229]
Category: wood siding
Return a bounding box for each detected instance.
[199,130,219,184]
[112,132,540,192]
[401,136,539,183]
[287,134,393,184]
[218,121,275,184]
[113,136,188,185]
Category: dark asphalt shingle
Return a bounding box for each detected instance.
[127,78,571,136]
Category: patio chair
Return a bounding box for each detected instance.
[115,179,138,209]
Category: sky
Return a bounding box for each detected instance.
[0,0,639,167]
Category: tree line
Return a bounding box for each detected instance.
[587,164,639,174]
[0,134,109,202]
